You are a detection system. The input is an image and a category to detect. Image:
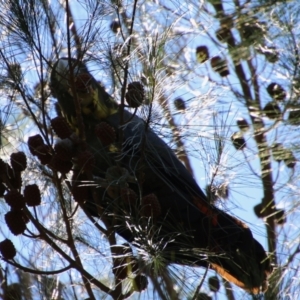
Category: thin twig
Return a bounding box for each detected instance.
[192,265,209,300]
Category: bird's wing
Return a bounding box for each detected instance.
[106,110,207,197]
[104,109,272,291]
[105,110,246,229]
[50,58,272,294]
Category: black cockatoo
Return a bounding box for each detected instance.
[50,57,272,294]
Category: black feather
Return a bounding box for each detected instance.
[50,58,272,294]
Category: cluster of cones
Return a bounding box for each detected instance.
[0,108,162,266]
[0,151,41,259]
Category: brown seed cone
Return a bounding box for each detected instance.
[276,148,296,169]
[0,239,16,260]
[196,46,209,63]
[95,122,116,146]
[24,184,41,207]
[257,46,279,63]
[236,118,249,132]
[128,81,144,92]
[54,139,75,161]
[216,27,231,43]
[10,152,27,172]
[231,132,246,150]
[28,134,44,156]
[267,83,286,101]
[71,171,89,203]
[208,276,220,292]
[288,109,300,126]
[121,188,137,204]
[49,154,73,174]
[174,98,186,111]
[272,143,285,162]
[263,102,281,119]
[51,116,73,139]
[126,81,145,108]
[141,194,161,218]
[210,56,229,77]
[110,20,121,33]
[254,203,265,218]
[125,90,141,108]
[76,150,95,173]
[5,210,27,235]
[4,191,25,210]
[133,274,148,292]
[35,144,52,165]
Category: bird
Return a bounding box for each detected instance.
[50,57,272,294]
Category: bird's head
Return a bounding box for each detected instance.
[50,57,118,130]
